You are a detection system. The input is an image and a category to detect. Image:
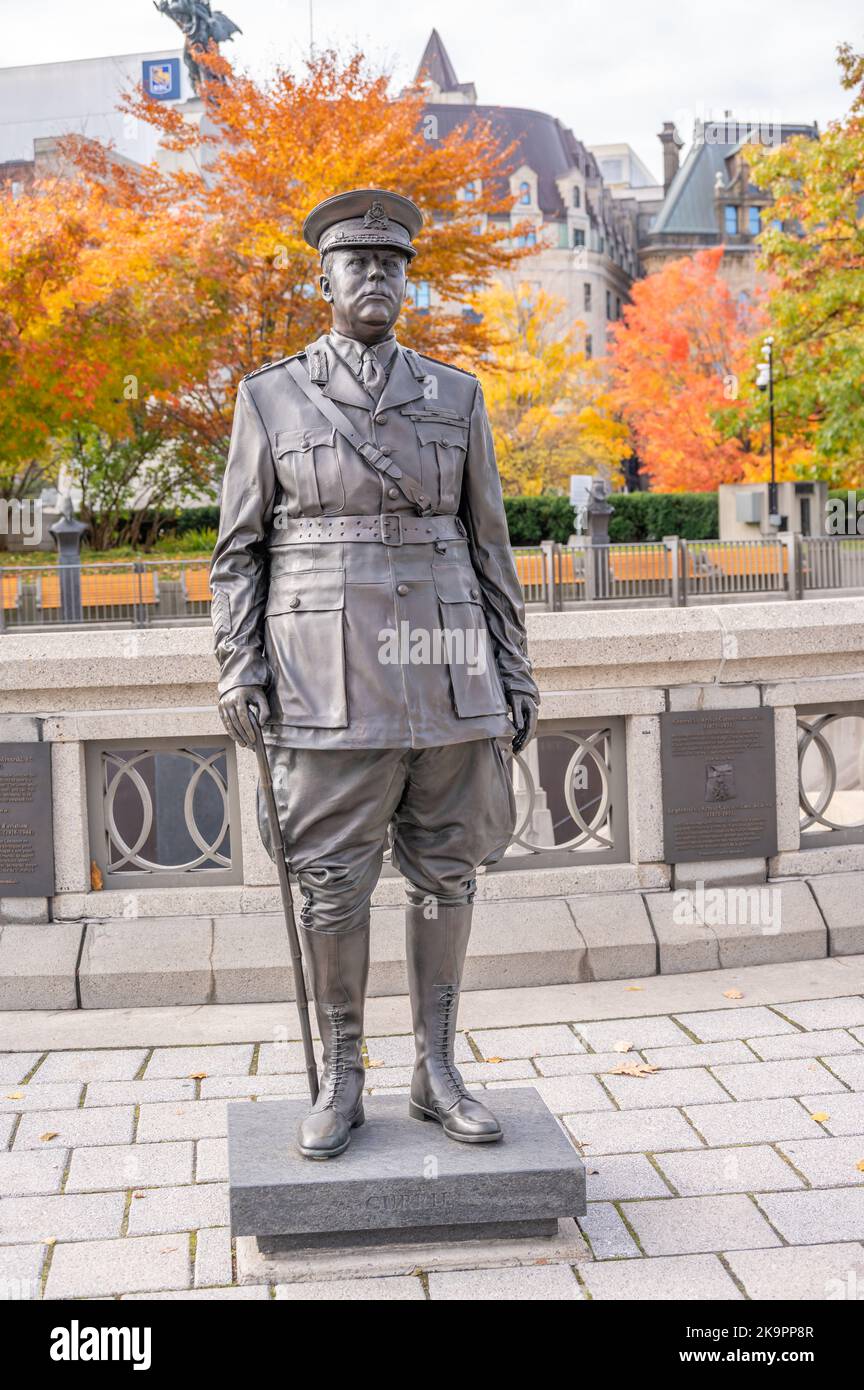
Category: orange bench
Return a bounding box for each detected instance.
[697,543,788,577]
[183,567,212,603]
[39,570,159,610]
[1,574,19,611]
[610,550,672,582]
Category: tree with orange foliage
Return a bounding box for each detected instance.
[68,48,530,468]
[606,247,765,492]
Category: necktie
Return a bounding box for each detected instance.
[360,347,386,400]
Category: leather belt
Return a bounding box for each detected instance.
[272,513,467,547]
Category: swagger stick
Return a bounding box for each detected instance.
[249,709,319,1104]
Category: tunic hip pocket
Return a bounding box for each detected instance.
[432,564,508,718]
[264,570,348,727]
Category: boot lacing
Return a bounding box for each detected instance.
[321,1004,348,1110]
[436,985,469,1102]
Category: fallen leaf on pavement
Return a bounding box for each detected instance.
[723,989,744,1000]
[613,1041,633,1054]
[39,1132,59,1142]
[364,1059,384,1069]
[625,986,644,992]
[486,1057,503,1064]
[608,1062,660,1078]
[5,1092,24,1101]
[810,1112,830,1123]
[856,1159,864,1173]
[189,1072,208,1080]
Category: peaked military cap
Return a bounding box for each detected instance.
[303,188,423,261]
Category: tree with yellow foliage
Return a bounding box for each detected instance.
[469,281,629,495]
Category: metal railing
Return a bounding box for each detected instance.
[4,535,864,627]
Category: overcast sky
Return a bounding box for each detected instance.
[2,0,860,175]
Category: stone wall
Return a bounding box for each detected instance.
[1,597,863,1007]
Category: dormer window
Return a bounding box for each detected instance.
[518,181,532,205]
[572,186,581,209]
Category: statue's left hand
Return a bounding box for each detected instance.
[508,692,539,755]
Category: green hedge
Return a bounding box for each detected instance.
[503,493,718,544]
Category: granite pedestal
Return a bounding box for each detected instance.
[228,1087,586,1252]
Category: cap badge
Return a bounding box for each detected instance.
[363,200,390,230]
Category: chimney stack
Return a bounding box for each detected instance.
[658,121,684,194]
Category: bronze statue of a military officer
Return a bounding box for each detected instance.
[211,189,539,1159]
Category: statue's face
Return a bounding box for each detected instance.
[320,248,408,342]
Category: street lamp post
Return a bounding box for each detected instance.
[756,336,780,528]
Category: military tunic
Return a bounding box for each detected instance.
[210,333,538,750]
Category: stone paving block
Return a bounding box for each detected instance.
[0,1082,82,1112]
[644,893,718,974]
[136,1099,229,1143]
[808,872,864,955]
[0,1242,46,1300]
[0,923,82,1010]
[566,892,657,980]
[0,1191,125,1244]
[144,1044,255,1080]
[0,1053,41,1085]
[485,1074,612,1114]
[275,1276,425,1301]
[749,1029,864,1061]
[622,1194,781,1255]
[14,1105,134,1151]
[602,1068,729,1110]
[125,1181,229,1236]
[200,1074,310,1101]
[709,1058,846,1101]
[725,1241,864,1300]
[798,1092,864,1136]
[578,1202,640,1259]
[45,1234,191,1299]
[777,1136,864,1188]
[574,1015,689,1052]
[755,1188,864,1244]
[79,918,213,1008]
[776,995,864,1031]
[67,1141,194,1193]
[428,1264,581,1300]
[673,1006,798,1042]
[84,1079,196,1107]
[818,1052,864,1090]
[256,1040,325,1075]
[580,1253,742,1301]
[0,1148,67,1196]
[196,1137,228,1183]
[642,1041,757,1069]
[0,1114,13,1149]
[460,1025,579,1061]
[33,1049,148,1083]
[683,1098,821,1147]
[563,1106,703,1156]
[534,1052,630,1077]
[653,1144,804,1196]
[364,1033,473,1067]
[195,1226,232,1287]
[585,1153,672,1202]
[212,915,294,1003]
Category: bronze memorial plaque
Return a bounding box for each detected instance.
[660,708,778,863]
[0,743,55,896]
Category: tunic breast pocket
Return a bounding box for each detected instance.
[414,419,469,513]
[274,426,345,517]
[264,570,348,727]
[432,563,508,719]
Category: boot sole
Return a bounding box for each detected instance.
[408,1099,502,1143]
[298,1108,365,1160]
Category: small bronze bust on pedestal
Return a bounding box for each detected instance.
[211,189,539,1159]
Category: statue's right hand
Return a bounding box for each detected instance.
[218,686,271,748]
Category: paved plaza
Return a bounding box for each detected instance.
[1,954,863,1301]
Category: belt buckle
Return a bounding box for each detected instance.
[380,514,404,546]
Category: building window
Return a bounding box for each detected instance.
[585,333,593,359]
[724,205,739,235]
[408,281,431,312]
[573,228,585,248]
[771,218,783,231]
[519,181,531,205]
[748,206,761,235]
[572,186,581,209]
[606,290,612,319]
[463,181,477,201]
[583,282,592,311]
[514,231,537,248]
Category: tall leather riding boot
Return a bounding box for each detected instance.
[297,918,369,1160]
[406,902,502,1143]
